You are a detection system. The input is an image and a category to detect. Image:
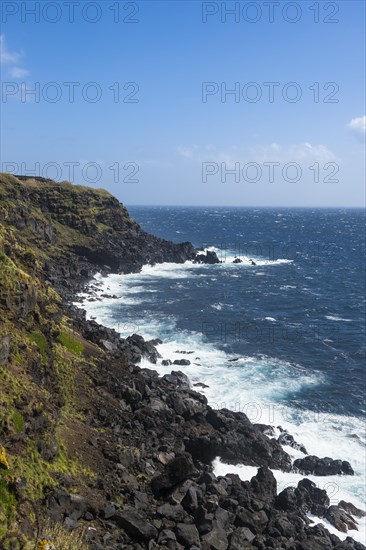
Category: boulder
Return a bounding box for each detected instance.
[201,525,229,550]
[295,478,330,516]
[112,508,157,541]
[126,333,162,363]
[158,529,177,546]
[173,359,191,366]
[339,501,366,518]
[229,527,255,549]
[174,523,201,547]
[250,467,277,503]
[293,455,354,476]
[324,505,358,533]
[157,503,188,522]
[193,250,220,264]
[162,371,191,389]
[181,485,198,513]
[151,454,195,496]
[235,507,268,533]
[275,487,298,513]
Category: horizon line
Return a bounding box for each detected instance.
[126,204,365,209]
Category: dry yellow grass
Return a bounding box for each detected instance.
[36,519,88,550]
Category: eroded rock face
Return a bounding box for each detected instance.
[1,174,363,550]
[1,176,197,306]
[186,408,292,472]
[1,279,37,320]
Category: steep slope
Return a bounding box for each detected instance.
[0,174,196,547]
[0,174,195,300]
[0,174,364,550]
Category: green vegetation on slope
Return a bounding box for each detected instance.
[0,174,127,545]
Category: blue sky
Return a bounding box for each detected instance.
[1,0,365,206]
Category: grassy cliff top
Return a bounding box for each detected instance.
[0,173,142,271]
[0,173,135,234]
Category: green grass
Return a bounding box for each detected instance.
[11,440,95,502]
[28,332,47,352]
[0,407,25,436]
[28,332,47,363]
[12,411,24,434]
[0,478,16,536]
[57,331,84,356]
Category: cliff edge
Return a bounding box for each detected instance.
[0,174,364,549]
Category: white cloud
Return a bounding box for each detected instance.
[176,146,197,158]
[251,142,338,163]
[347,115,366,140]
[177,142,338,167]
[0,35,29,84]
[0,35,20,64]
[135,159,173,168]
[10,67,29,78]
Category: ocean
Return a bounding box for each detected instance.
[76,206,366,544]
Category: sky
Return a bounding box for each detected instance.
[0,0,365,207]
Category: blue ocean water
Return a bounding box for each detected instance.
[128,206,366,418]
[78,207,366,532]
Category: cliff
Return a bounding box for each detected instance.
[0,174,195,301]
[0,174,364,549]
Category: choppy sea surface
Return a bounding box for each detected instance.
[76,206,366,544]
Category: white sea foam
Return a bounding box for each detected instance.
[195,246,294,267]
[325,315,353,322]
[79,264,366,547]
[280,285,297,290]
[146,338,366,531]
[222,255,293,266]
[213,458,366,544]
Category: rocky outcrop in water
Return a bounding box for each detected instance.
[293,456,354,476]
[0,173,364,549]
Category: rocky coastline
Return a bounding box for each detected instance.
[0,174,365,549]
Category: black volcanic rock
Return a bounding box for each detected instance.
[0,173,363,550]
[173,358,191,366]
[277,429,307,454]
[324,505,358,533]
[250,466,277,503]
[193,250,220,264]
[151,454,195,496]
[293,455,354,476]
[112,508,158,541]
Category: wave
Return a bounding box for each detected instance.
[213,458,366,545]
[200,246,294,267]
[325,315,353,322]
[78,264,366,542]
